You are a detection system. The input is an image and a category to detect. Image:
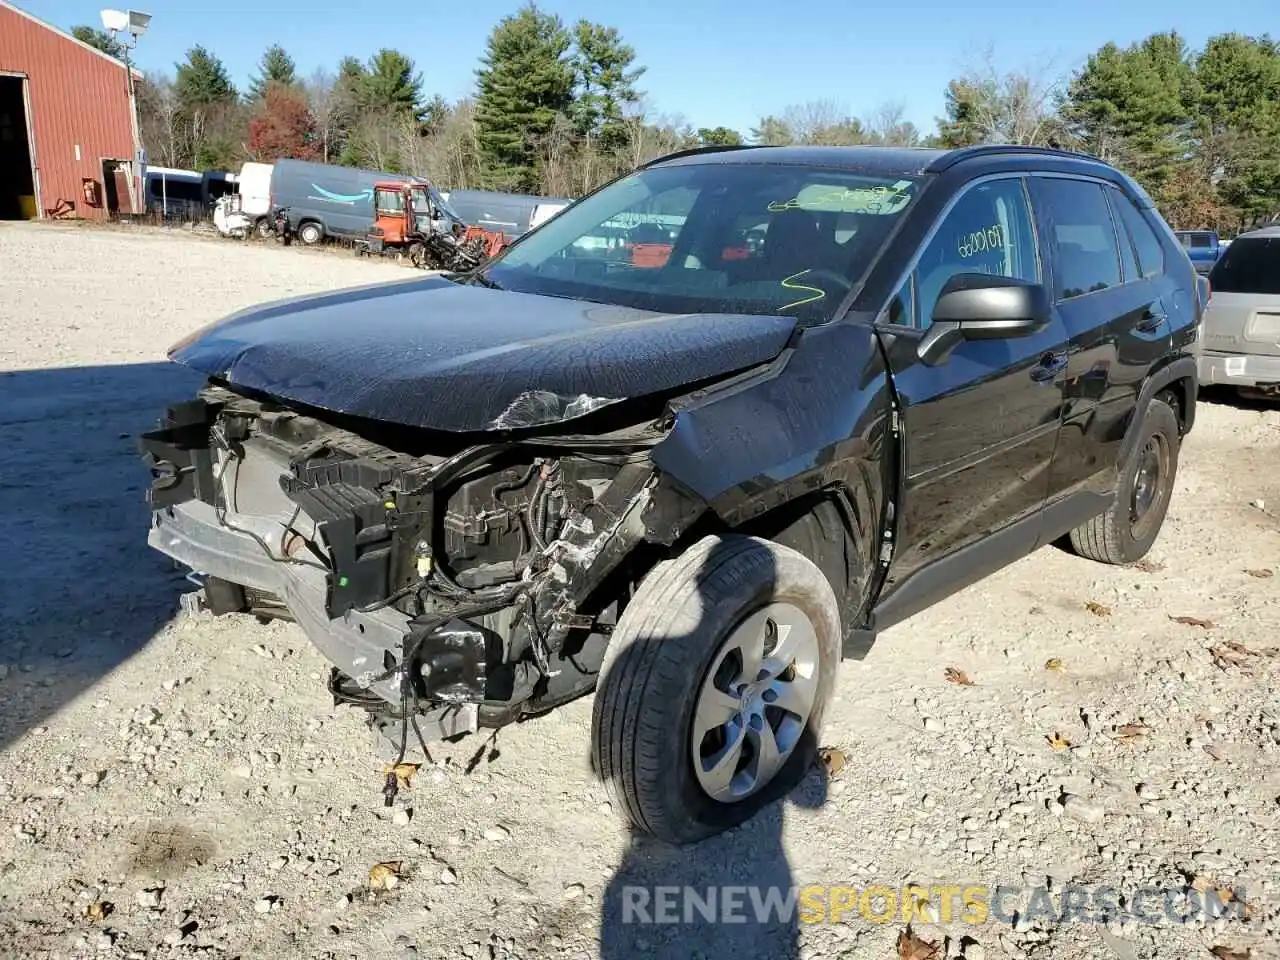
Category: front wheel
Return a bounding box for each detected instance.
[591,534,840,845]
[296,222,323,245]
[1068,397,1180,564]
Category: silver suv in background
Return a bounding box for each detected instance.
[1200,226,1280,400]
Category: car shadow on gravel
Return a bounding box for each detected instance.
[0,362,203,749]
[596,539,831,959]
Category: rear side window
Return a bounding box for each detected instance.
[1035,178,1121,300]
[1208,237,1280,295]
[1110,189,1165,279]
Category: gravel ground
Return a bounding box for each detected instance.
[0,220,1277,960]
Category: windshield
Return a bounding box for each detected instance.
[425,182,464,224]
[1208,237,1280,295]
[477,163,922,324]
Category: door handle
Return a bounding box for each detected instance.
[1136,302,1168,334]
[1030,351,1068,383]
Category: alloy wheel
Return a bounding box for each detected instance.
[690,602,820,803]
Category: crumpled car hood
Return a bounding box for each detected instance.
[168,276,797,432]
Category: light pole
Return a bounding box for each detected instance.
[99,8,151,213]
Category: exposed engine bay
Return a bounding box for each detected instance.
[140,382,708,765]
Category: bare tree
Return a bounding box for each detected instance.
[305,68,343,164]
[778,100,865,145]
[137,73,184,166]
[862,100,920,146]
[939,46,1068,147]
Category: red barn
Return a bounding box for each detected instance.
[0,0,142,219]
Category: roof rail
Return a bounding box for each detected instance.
[639,144,774,169]
[927,143,1102,172]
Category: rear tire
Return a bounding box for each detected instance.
[591,534,840,845]
[254,217,272,240]
[297,222,323,246]
[1069,397,1180,565]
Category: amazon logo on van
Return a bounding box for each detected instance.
[307,184,373,205]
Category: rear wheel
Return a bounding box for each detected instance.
[297,222,323,245]
[1069,397,1180,564]
[254,217,272,240]
[591,534,840,845]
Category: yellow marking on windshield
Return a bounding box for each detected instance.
[780,269,826,310]
[767,184,907,214]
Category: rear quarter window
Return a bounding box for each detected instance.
[1208,237,1280,295]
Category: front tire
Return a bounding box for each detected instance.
[591,534,840,845]
[1069,397,1180,564]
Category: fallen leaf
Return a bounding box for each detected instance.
[1046,732,1072,751]
[1169,615,1214,629]
[1113,722,1152,744]
[1203,744,1227,762]
[1208,641,1278,670]
[817,746,847,778]
[1044,658,1064,673]
[944,667,974,686]
[1210,947,1251,960]
[85,901,112,922]
[1134,559,1166,573]
[1190,874,1213,893]
[1244,568,1273,579]
[383,762,418,790]
[897,925,942,960]
[368,861,403,891]
[1085,601,1112,617]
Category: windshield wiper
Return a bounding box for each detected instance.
[462,270,503,290]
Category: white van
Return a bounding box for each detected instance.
[235,162,274,236]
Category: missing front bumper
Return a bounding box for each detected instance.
[148,499,481,737]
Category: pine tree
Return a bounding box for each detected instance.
[174,46,238,109]
[359,49,424,120]
[697,126,743,146]
[475,2,575,190]
[569,20,645,150]
[247,44,298,101]
[70,25,125,59]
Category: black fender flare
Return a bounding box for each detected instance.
[1118,356,1198,468]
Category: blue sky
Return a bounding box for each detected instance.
[26,0,1277,136]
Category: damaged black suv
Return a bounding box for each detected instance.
[141,144,1202,844]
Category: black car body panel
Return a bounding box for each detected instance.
[168,274,799,432]
[139,143,1201,772]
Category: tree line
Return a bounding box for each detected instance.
[70,13,1279,230]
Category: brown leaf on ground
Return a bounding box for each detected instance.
[1085,601,1112,617]
[1210,946,1251,960]
[1243,568,1273,579]
[944,667,974,686]
[816,746,847,778]
[1113,722,1152,744]
[1134,559,1166,573]
[368,861,403,890]
[897,925,942,960]
[1169,615,1215,629]
[1208,641,1278,671]
[1045,658,1064,672]
[383,762,418,790]
[1204,744,1228,761]
[1046,731,1072,751]
[85,901,112,922]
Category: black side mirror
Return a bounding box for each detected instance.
[917,273,1052,366]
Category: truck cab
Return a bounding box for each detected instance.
[1175,229,1220,274]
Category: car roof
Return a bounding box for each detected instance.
[643,143,1119,180]
[1233,225,1280,240]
